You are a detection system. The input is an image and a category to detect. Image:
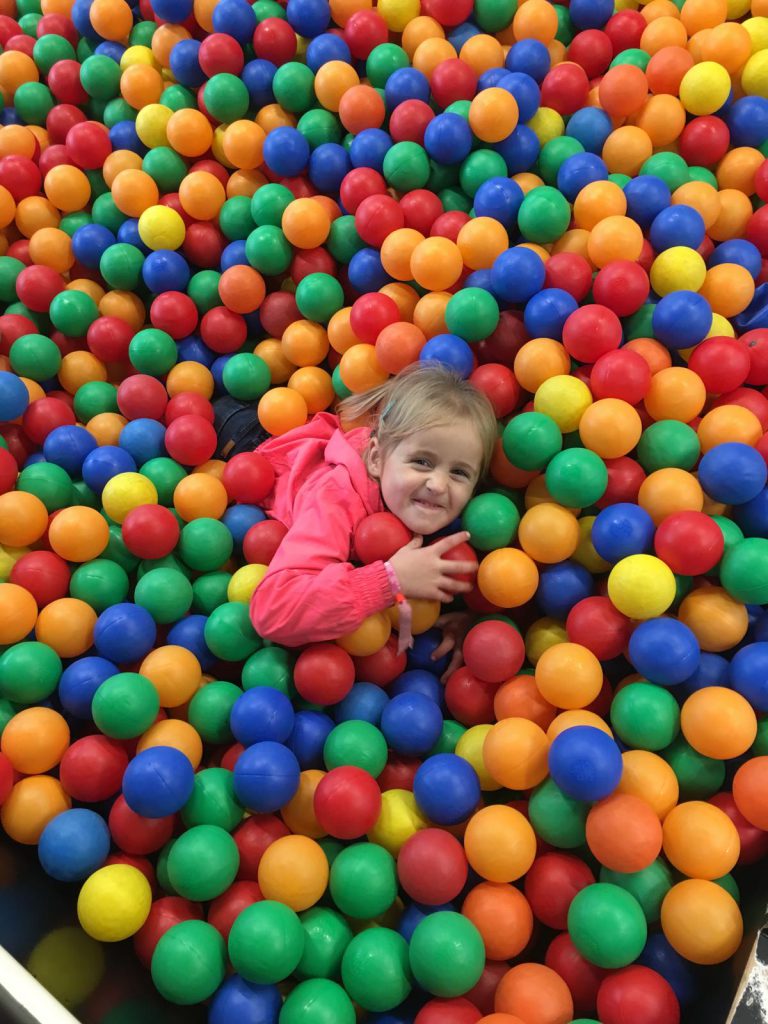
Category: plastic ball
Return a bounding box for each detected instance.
[77,864,152,942]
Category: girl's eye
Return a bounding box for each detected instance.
[452,469,471,479]
[412,458,430,467]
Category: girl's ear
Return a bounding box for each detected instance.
[367,435,382,479]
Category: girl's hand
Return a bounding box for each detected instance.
[432,611,473,682]
[389,532,478,603]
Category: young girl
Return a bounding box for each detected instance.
[249,363,498,675]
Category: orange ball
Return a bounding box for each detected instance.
[462,882,534,961]
[338,610,392,656]
[514,338,570,393]
[280,769,326,839]
[1,707,70,774]
[477,548,539,608]
[89,0,133,39]
[137,718,203,768]
[282,198,331,249]
[119,63,163,109]
[48,506,109,562]
[58,351,107,394]
[678,586,748,652]
[573,180,627,230]
[587,215,644,268]
[646,44,694,94]
[375,321,426,374]
[166,361,214,398]
[494,675,557,730]
[380,228,425,281]
[0,582,38,645]
[410,236,463,291]
[140,645,202,708]
[36,597,96,658]
[468,88,519,143]
[483,717,549,790]
[699,263,756,318]
[535,642,603,710]
[413,290,450,338]
[681,686,757,760]
[457,216,509,269]
[254,339,295,384]
[166,108,213,158]
[258,387,308,436]
[601,125,653,177]
[617,749,679,820]
[282,320,329,367]
[640,15,688,54]
[339,343,389,393]
[287,366,335,414]
[460,34,505,75]
[313,60,360,112]
[86,411,128,446]
[598,64,649,119]
[28,226,73,273]
[402,15,444,58]
[494,963,574,1024]
[338,84,385,133]
[327,307,360,354]
[0,491,48,547]
[179,171,226,221]
[111,168,159,217]
[697,403,762,453]
[631,93,686,147]
[43,165,91,213]
[733,756,768,831]
[218,265,266,314]
[512,0,558,42]
[661,879,742,965]
[586,793,664,873]
[173,473,228,521]
[0,775,71,844]
[258,834,329,912]
[638,468,704,525]
[464,805,537,882]
[222,120,265,170]
[662,800,740,880]
[709,188,753,242]
[0,51,39,98]
[518,503,579,563]
[579,398,642,459]
[644,365,706,421]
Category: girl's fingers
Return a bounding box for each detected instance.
[432,531,471,554]
[442,560,478,576]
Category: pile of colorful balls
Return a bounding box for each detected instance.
[2,0,768,1020]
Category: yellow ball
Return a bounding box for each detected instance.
[650,246,707,296]
[608,554,676,620]
[138,204,186,251]
[680,62,732,114]
[527,107,564,146]
[368,788,429,855]
[707,312,735,338]
[119,44,158,70]
[525,617,568,664]
[742,49,768,98]
[378,0,420,31]
[134,103,172,148]
[573,516,611,574]
[743,17,768,54]
[337,610,392,656]
[101,472,158,524]
[534,374,592,432]
[27,927,105,1009]
[456,723,501,791]
[227,563,268,603]
[77,865,152,942]
[0,544,29,580]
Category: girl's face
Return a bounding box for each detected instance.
[368,421,484,535]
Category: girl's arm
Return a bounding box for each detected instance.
[249,476,396,646]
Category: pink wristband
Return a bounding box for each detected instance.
[384,561,414,655]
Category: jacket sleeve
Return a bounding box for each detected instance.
[249,475,395,647]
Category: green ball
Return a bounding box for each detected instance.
[188,681,241,744]
[567,883,647,969]
[128,328,178,376]
[752,716,768,756]
[610,47,650,70]
[251,183,294,226]
[92,672,160,739]
[99,242,144,290]
[178,518,233,573]
[366,43,409,88]
[295,272,344,323]
[279,979,355,1024]
[323,721,388,776]
[297,907,353,980]
[134,567,193,623]
[218,195,256,241]
[272,61,316,113]
[538,136,584,186]
[408,911,484,998]
[242,647,295,695]
[228,901,305,983]
[142,147,188,192]
[187,269,222,312]
[71,480,99,509]
[17,462,73,512]
[640,152,690,191]
[474,0,517,30]
[503,411,562,470]
[253,0,285,17]
[529,777,588,849]
[204,602,261,661]
[92,193,127,233]
[32,35,76,74]
[383,141,431,191]
[0,256,24,302]
[610,682,680,752]
[204,73,250,121]
[222,352,271,401]
[518,185,572,243]
[298,108,343,148]
[161,83,197,111]
[181,767,243,831]
[103,97,136,127]
[546,448,608,507]
[329,843,398,919]
[151,921,226,1006]
[13,82,53,125]
[716,873,740,902]
[327,214,364,263]
[689,165,718,188]
[462,492,520,550]
[445,287,499,342]
[59,212,91,236]
[458,149,506,198]
[637,420,700,472]
[429,719,467,755]
[167,824,239,901]
[0,642,62,704]
[600,859,674,924]
[10,333,61,381]
[554,1,574,43]
[103,523,140,573]
[662,735,725,799]
[721,538,768,604]
[49,290,98,337]
[130,20,156,45]
[140,457,187,505]
[192,572,231,615]
[0,698,15,738]
[245,225,292,275]
[332,363,353,399]
[70,559,130,612]
[341,928,412,1012]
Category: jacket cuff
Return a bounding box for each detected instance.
[356,560,397,616]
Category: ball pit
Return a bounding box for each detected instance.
[1,0,768,1021]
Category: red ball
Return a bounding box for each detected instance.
[546,932,607,1019]
[353,635,407,686]
[355,194,405,249]
[741,328,768,386]
[207,881,263,940]
[47,59,89,104]
[400,189,443,234]
[377,753,419,791]
[222,451,276,504]
[349,292,399,344]
[590,349,651,404]
[15,264,63,311]
[200,306,247,353]
[596,966,680,1024]
[39,143,75,177]
[562,304,622,363]
[567,29,613,78]
[441,540,478,585]
[389,99,434,144]
[252,16,297,64]
[163,413,218,466]
[678,116,730,168]
[233,814,290,880]
[294,643,355,705]
[544,252,593,302]
[0,313,37,354]
[150,291,199,339]
[37,13,79,46]
[524,852,595,930]
[747,204,768,257]
[592,260,650,317]
[290,246,336,285]
[653,510,724,576]
[182,221,226,268]
[597,455,646,507]
[313,765,382,840]
[0,446,18,495]
[465,960,508,1016]
[165,392,214,424]
[22,397,76,444]
[421,0,473,27]
[477,309,529,367]
[604,10,645,54]
[397,827,468,904]
[122,505,181,560]
[444,667,496,726]
[340,167,387,214]
[59,735,129,803]
[198,32,245,76]
[108,795,175,856]
[117,374,169,421]
[469,362,520,418]
[757,159,768,204]
[0,154,41,201]
[344,8,388,58]
[0,15,20,45]
[9,551,70,606]
[260,291,300,337]
[6,34,34,57]
[414,998,481,1024]
[710,790,768,866]
[430,210,470,241]
[566,595,632,661]
[133,897,203,968]
[462,620,525,683]
[160,191,194,227]
[430,58,478,109]
[86,316,134,363]
[46,104,86,146]
[65,121,111,170]
[242,519,288,564]
[354,511,412,564]
[0,751,13,805]
[540,62,590,115]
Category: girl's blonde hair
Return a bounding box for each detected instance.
[338,362,498,478]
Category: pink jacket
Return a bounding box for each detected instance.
[249,412,396,646]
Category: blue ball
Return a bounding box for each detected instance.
[119,418,167,465]
[698,442,768,506]
[178,334,214,366]
[58,656,118,720]
[505,38,550,81]
[109,120,146,156]
[478,67,509,90]
[566,107,613,154]
[424,113,473,165]
[474,177,524,228]
[407,627,450,676]
[233,741,301,812]
[151,0,192,20]
[569,0,612,28]
[419,334,474,378]
[116,223,149,254]
[413,753,481,825]
[167,614,215,671]
[678,651,730,696]
[0,370,29,420]
[348,247,391,292]
[447,22,480,49]
[212,0,256,41]
[223,504,266,546]
[726,95,768,149]
[209,974,282,1024]
[169,38,205,87]
[263,127,310,177]
[628,617,701,686]
[334,682,390,725]
[142,250,191,293]
[733,487,768,537]
[122,746,196,818]
[491,245,546,303]
[94,602,157,663]
[591,503,656,562]
[709,239,762,278]
[306,33,351,72]
[42,425,96,476]
[390,669,442,706]
[652,291,712,349]
[350,128,393,171]
[71,0,101,38]
[288,710,335,769]
[465,268,493,292]
[221,240,249,271]
[385,67,430,108]
[638,933,699,1007]
[557,152,608,202]
[649,204,705,252]
[94,41,124,62]
[548,725,623,802]
[230,686,295,745]
[397,902,454,943]
[309,142,351,192]
[536,560,595,620]
[71,223,116,268]
[731,642,768,711]
[286,0,330,37]
[242,59,277,107]
[381,692,443,756]
[524,287,579,339]
[623,175,671,230]
[38,809,111,882]
[81,445,137,493]
[494,124,540,174]
[499,71,541,122]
